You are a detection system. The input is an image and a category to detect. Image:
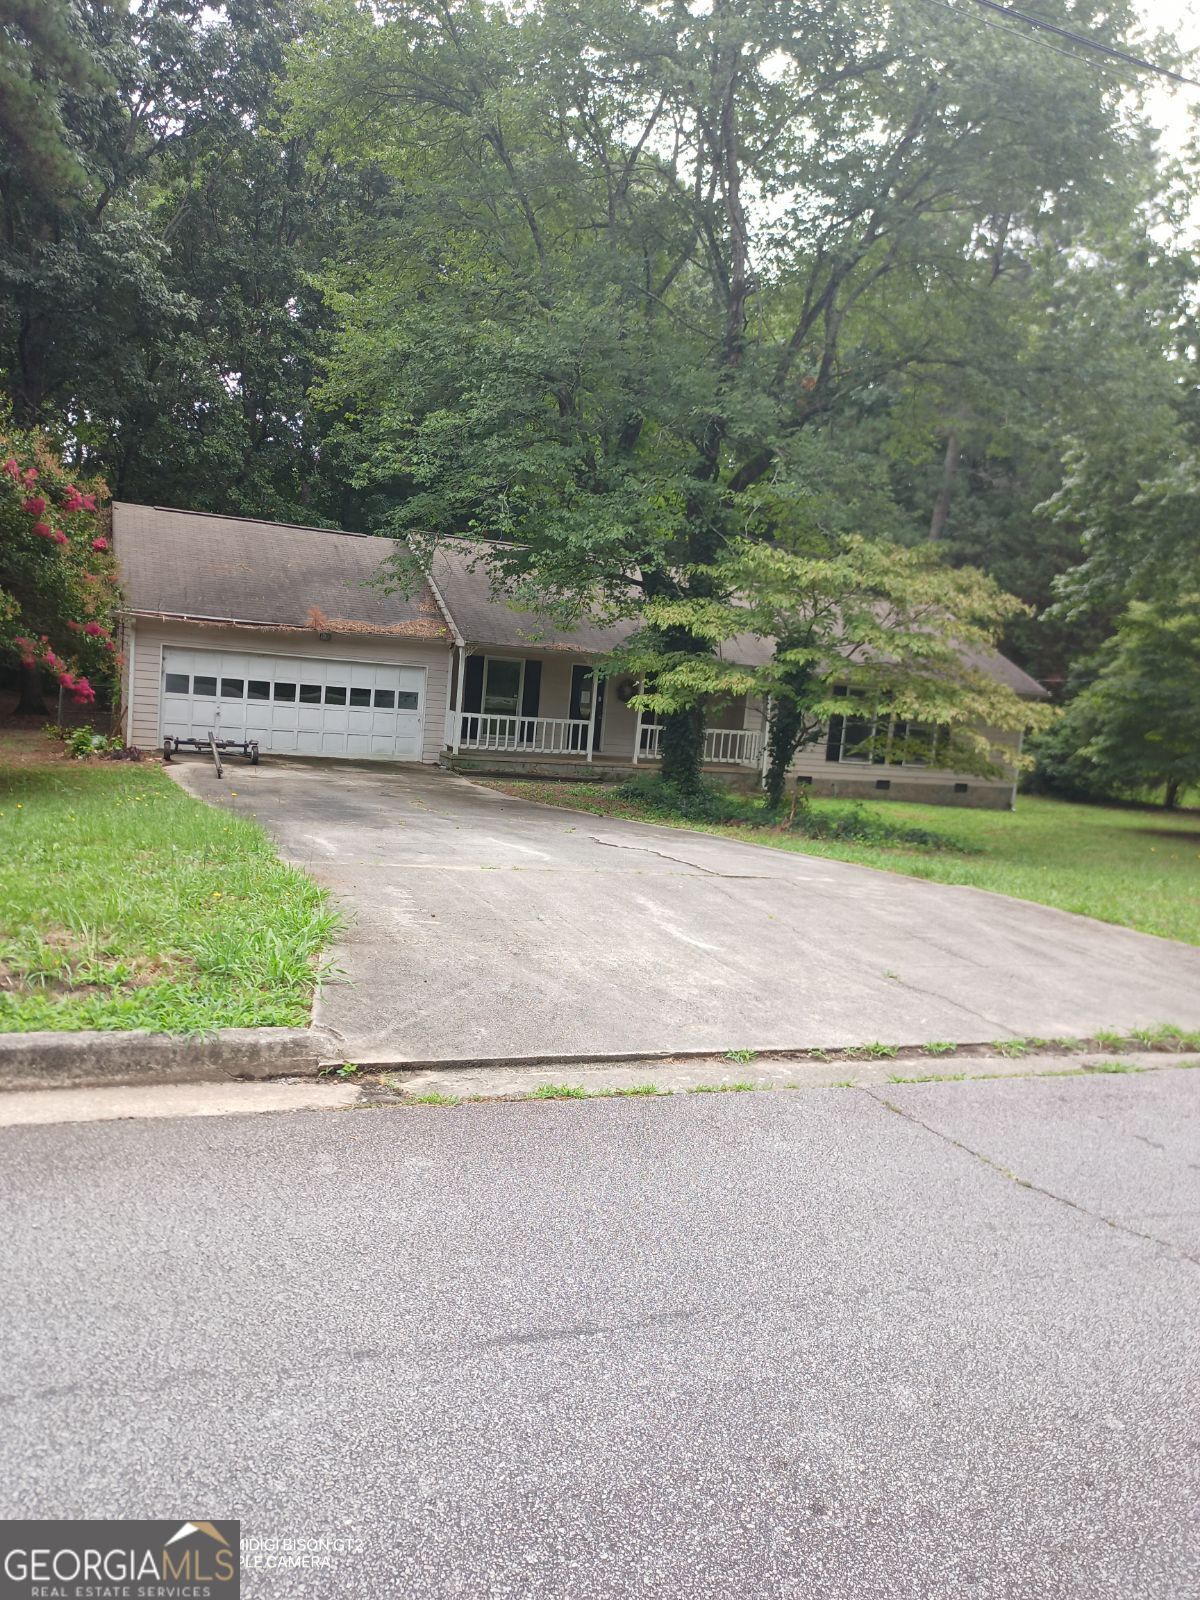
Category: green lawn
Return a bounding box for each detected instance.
[486,780,1200,946]
[0,750,337,1032]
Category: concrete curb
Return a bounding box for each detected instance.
[0,1027,337,1092]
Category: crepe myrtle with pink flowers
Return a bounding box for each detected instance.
[1,420,118,714]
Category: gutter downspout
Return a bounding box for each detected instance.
[585,662,598,764]
[453,644,466,754]
[124,619,136,745]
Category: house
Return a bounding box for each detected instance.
[113,503,1047,809]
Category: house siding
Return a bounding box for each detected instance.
[125,617,452,764]
[787,724,1019,810]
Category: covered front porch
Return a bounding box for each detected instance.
[441,646,765,774]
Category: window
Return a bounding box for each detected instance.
[483,658,522,716]
[324,685,346,706]
[221,678,244,699]
[193,675,217,697]
[299,684,322,704]
[396,690,419,711]
[827,688,940,767]
[349,687,371,707]
[273,682,297,702]
[373,689,395,709]
[248,680,270,701]
[164,673,189,695]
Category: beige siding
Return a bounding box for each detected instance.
[125,617,452,764]
[787,721,1018,808]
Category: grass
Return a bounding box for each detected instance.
[0,747,337,1033]
[485,778,1200,945]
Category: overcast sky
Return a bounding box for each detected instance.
[1139,0,1198,159]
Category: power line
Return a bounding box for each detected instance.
[916,0,1116,78]
[962,0,1200,89]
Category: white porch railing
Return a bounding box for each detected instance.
[458,713,593,755]
[704,727,762,766]
[637,723,761,766]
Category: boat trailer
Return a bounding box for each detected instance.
[163,731,259,779]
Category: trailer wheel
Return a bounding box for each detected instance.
[249,743,260,766]
[162,738,174,763]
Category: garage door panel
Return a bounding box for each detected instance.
[161,647,426,761]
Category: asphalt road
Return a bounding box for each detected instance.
[2,1070,1198,1598]
[170,761,1200,1063]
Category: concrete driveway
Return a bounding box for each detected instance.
[172,761,1200,1062]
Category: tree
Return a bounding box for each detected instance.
[0,0,111,198]
[618,524,1046,809]
[294,0,1156,789]
[0,417,118,715]
[0,0,383,524]
[1039,599,1200,809]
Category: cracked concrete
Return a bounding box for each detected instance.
[170,759,1200,1063]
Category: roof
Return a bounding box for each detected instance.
[112,503,449,640]
[429,543,632,654]
[959,644,1048,700]
[113,505,1047,698]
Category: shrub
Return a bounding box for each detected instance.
[614,773,746,822]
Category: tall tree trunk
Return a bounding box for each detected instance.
[1164,777,1181,810]
[659,705,705,792]
[763,657,814,810]
[14,663,47,717]
[929,430,962,541]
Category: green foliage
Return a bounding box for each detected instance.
[289,0,1154,789]
[614,774,745,823]
[0,0,384,523]
[0,0,111,197]
[1036,599,1200,807]
[0,762,338,1033]
[64,726,117,760]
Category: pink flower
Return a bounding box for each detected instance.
[81,494,96,511]
[52,529,68,545]
[91,537,109,552]
[19,654,35,669]
[72,677,95,703]
[63,493,84,513]
[83,621,103,637]
[2,459,19,478]
[66,620,82,632]
[43,651,59,669]
[32,521,52,538]
[21,467,36,484]
[58,671,76,691]
[21,496,46,516]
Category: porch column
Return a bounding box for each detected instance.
[452,644,466,753]
[760,694,772,780]
[585,663,598,764]
[632,677,644,765]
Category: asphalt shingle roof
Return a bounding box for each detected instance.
[113,506,1047,698]
[112,503,448,639]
